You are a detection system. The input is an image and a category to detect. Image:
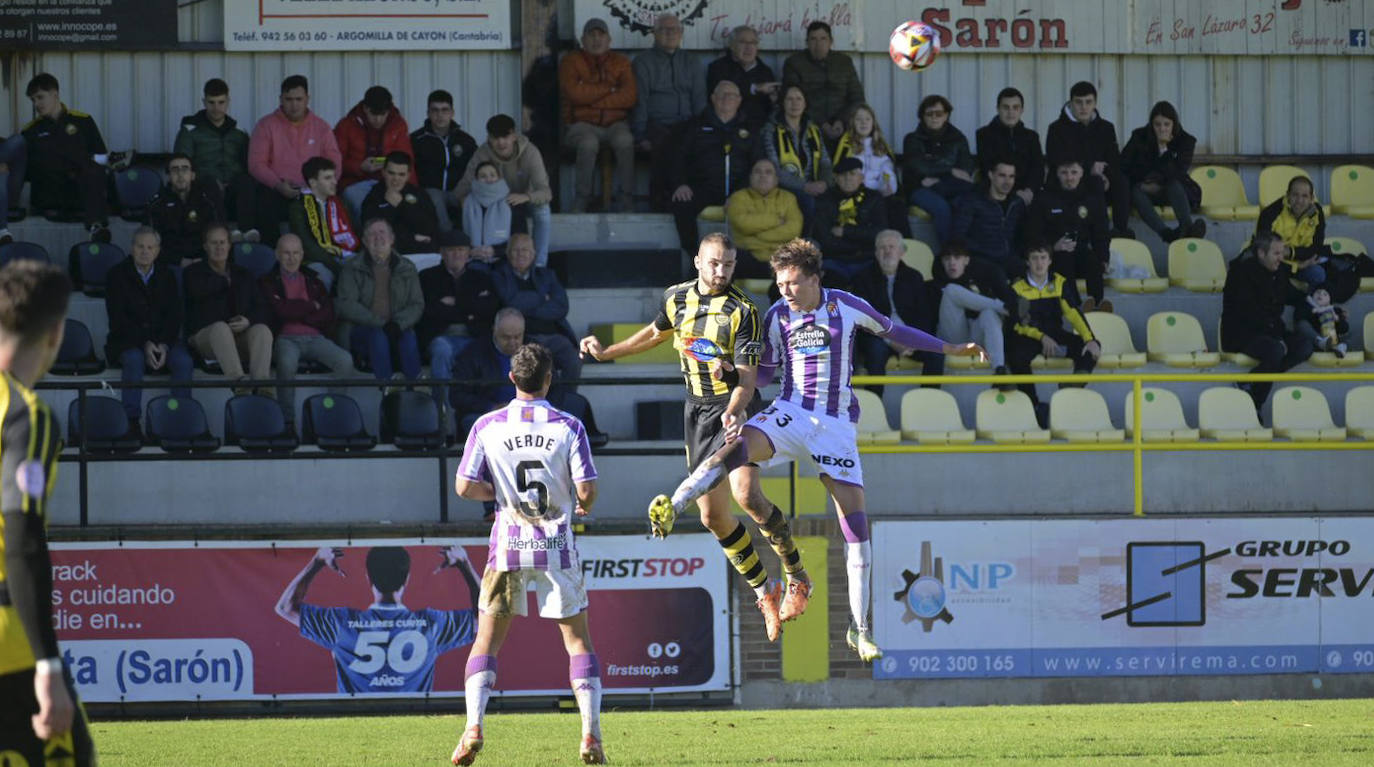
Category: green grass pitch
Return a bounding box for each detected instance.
[91,699,1372,766]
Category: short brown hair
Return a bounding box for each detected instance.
[769,238,823,277]
[510,343,553,394]
[0,262,71,346]
[698,232,735,255]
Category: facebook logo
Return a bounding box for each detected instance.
[1351,29,1368,48]
[1125,542,1206,627]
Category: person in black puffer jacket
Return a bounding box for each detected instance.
[1121,100,1204,243]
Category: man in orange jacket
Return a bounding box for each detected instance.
[559,18,637,213]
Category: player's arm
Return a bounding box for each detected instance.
[274,547,343,627]
[455,421,497,501]
[455,476,496,502]
[574,480,598,517]
[579,322,670,362]
[846,292,987,361]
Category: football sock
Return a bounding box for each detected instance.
[760,505,805,578]
[719,522,770,597]
[839,512,872,631]
[670,441,749,513]
[569,654,603,740]
[464,654,497,729]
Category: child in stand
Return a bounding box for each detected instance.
[1302,285,1348,357]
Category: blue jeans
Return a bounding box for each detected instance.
[342,180,377,226]
[351,325,421,380]
[1295,262,1325,286]
[427,334,473,408]
[910,177,974,244]
[526,202,551,267]
[0,134,26,221]
[119,344,193,420]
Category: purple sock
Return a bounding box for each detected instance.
[838,511,869,543]
[569,653,600,680]
[465,654,498,679]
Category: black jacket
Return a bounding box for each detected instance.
[182,259,268,336]
[849,261,937,333]
[951,190,1026,268]
[1120,124,1196,186]
[1221,254,1301,352]
[21,106,107,209]
[706,56,778,131]
[811,186,886,263]
[901,123,975,188]
[1023,179,1110,262]
[103,258,183,359]
[1044,106,1121,176]
[668,108,756,203]
[147,182,225,265]
[975,116,1044,193]
[360,183,440,255]
[410,119,478,192]
[450,338,514,417]
[417,263,500,348]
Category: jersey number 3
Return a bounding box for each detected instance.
[516,460,551,518]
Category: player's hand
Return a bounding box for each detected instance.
[435,544,469,572]
[31,665,74,740]
[944,342,987,363]
[315,546,346,576]
[709,358,735,381]
[579,335,606,361]
[721,408,745,442]
[574,504,591,517]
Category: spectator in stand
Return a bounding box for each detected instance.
[1122,100,1205,243]
[726,158,802,278]
[0,131,25,243]
[1221,231,1313,412]
[950,157,1026,273]
[782,21,865,143]
[361,151,438,255]
[1045,81,1132,238]
[335,86,415,223]
[259,233,355,427]
[410,89,477,233]
[103,226,193,434]
[1006,242,1101,425]
[631,13,707,209]
[248,75,342,246]
[1024,157,1113,312]
[334,218,424,384]
[707,25,779,132]
[183,222,274,394]
[850,229,943,391]
[463,161,521,264]
[454,114,552,267]
[21,73,120,243]
[287,156,358,285]
[760,84,832,222]
[810,156,887,284]
[932,241,1015,381]
[174,78,256,241]
[148,153,225,267]
[975,87,1044,206]
[833,103,905,235]
[1256,175,1329,286]
[667,80,755,252]
[489,233,581,393]
[902,94,976,245]
[560,17,637,213]
[419,230,500,414]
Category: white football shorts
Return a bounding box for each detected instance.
[480,567,589,620]
[744,398,865,487]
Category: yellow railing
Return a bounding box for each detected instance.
[849,370,1374,517]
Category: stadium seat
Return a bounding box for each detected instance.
[1085,311,1146,368]
[1330,165,1374,218]
[1166,238,1226,292]
[853,388,900,445]
[884,354,922,371]
[737,278,772,295]
[1366,313,1374,356]
[901,239,934,276]
[899,389,974,444]
[302,393,376,451]
[380,390,445,450]
[66,396,141,453]
[586,322,679,364]
[1324,237,1374,293]
[906,205,932,221]
[114,166,163,221]
[73,241,126,297]
[1344,387,1374,439]
[0,241,50,266]
[1049,388,1123,442]
[224,394,298,454]
[51,318,105,376]
[1308,345,1365,368]
[1106,238,1167,293]
[145,395,220,453]
[975,389,1050,443]
[1198,387,1272,441]
[698,205,726,222]
[1216,319,1258,367]
[1190,166,1260,220]
[1030,354,1073,370]
[233,242,277,278]
[1146,312,1219,367]
[1258,165,1310,209]
[1271,386,1346,441]
[1123,388,1199,443]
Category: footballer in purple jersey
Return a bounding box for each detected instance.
[275,544,479,694]
[649,238,985,662]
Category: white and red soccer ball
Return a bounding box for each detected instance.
[889,21,941,72]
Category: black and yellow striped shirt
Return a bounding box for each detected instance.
[0,372,63,674]
[1009,273,1095,343]
[653,281,762,401]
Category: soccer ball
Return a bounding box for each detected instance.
[889,21,941,72]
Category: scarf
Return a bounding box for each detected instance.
[302,191,358,255]
[837,188,868,226]
[776,119,823,181]
[463,178,513,247]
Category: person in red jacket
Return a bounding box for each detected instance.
[335,86,415,223]
[559,17,638,213]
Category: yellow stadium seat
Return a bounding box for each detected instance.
[1198,386,1272,441]
[1147,312,1220,367]
[737,278,772,295]
[900,389,974,444]
[1049,388,1123,442]
[1216,319,1258,367]
[975,389,1050,443]
[1324,237,1374,293]
[1329,165,1374,218]
[1124,388,1199,442]
[944,353,991,370]
[1190,166,1260,220]
[853,388,901,445]
[884,354,923,372]
[1031,354,1074,370]
[907,205,932,221]
[1271,386,1346,441]
[1259,165,1311,209]
[1309,346,1365,368]
[901,238,934,276]
[586,322,680,364]
[1166,238,1227,292]
[1107,238,1168,293]
[1366,313,1374,356]
[1085,311,1146,368]
[698,205,726,222]
[1344,386,1374,440]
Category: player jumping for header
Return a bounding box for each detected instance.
[450,342,605,765]
[649,239,985,662]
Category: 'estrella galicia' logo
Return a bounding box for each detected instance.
[789,323,831,355]
[894,541,955,633]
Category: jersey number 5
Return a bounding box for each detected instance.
[515,460,551,518]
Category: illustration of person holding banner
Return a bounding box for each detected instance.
[275,544,479,694]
